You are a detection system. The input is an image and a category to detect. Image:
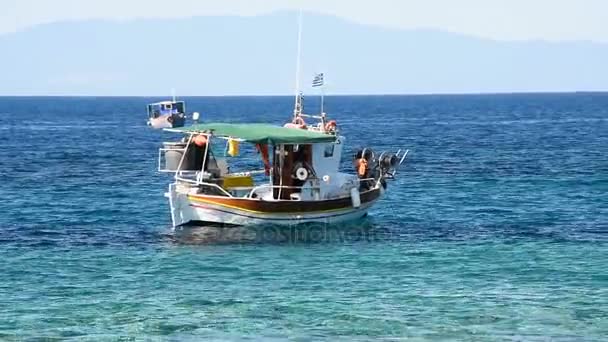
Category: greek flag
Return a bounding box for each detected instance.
[312,73,324,87]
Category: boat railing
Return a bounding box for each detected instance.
[174,176,234,197]
[158,146,186,173]
[247,177,380,200]
[247,183,323,199]
[173,178,324,200]
[174,174,378,200]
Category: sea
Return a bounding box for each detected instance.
[0,94,606,340]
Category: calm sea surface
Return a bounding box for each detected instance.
[0,94,607,340]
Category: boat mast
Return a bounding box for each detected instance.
[293,9,304,120]
[321,85,325,115]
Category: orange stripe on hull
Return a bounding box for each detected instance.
[187,187,381,214]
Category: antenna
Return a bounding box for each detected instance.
[320,74,325,115]
[171,88,176,102]
[293,9,303,119]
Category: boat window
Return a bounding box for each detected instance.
[324,144,334,158]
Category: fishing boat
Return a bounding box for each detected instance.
[155,12,409,227]
[147,100,187,129]
[157,92,408,227]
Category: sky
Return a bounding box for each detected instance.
[2,0,607,42]
[1,0,607,95]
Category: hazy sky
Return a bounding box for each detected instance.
[3,0,607,42]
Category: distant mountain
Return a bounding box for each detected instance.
[1,11,607,96]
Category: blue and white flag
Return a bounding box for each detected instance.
[312,73,324,87]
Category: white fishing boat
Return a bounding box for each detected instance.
[158,93,408,227]
[155,12,409,228]
[147,100,187,129]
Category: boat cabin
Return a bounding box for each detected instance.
[159,123,360,202]
[148,101,185,119]
[147,101,187,129]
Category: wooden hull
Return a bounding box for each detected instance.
[148,114,186,129]
[167,185,383,227]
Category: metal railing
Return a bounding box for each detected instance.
[246,183,323,199]
[174,176,234,197]
[158,147,188,173]
[171,173,381,202]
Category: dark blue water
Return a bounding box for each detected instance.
[0,94,607,340]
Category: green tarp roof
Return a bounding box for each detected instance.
[170,122,336,144]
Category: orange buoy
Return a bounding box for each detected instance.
[357,158,368,177]
[193,134,208,147]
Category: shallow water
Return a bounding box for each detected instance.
[0,94,607,340]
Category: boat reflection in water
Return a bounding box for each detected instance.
[169,219,390,244]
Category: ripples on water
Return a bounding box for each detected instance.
[0,94,607,340]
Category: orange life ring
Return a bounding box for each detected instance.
[325,120,337,132]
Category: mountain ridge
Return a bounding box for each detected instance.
[1,11,607,96]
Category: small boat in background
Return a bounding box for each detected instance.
[147,100,187,129]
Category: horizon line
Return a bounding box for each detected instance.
[1,91,607,98]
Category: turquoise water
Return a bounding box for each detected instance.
[0,94,607,340]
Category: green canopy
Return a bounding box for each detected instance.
[171,122,336,145]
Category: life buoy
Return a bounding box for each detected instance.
[167,115,174,123]
[325,120,337,132]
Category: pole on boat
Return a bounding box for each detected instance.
[321,84,325,115]
[312,72,325,115]
[311,72,326,127]
[293,9,304,119]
